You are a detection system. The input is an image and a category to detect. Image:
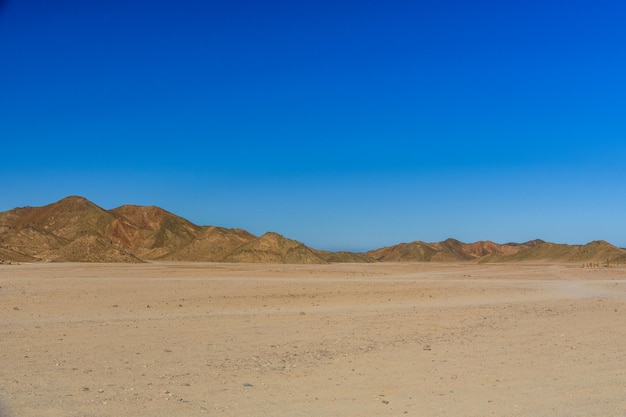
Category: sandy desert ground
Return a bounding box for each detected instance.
[1,262,625,417]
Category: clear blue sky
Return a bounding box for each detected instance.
[1,0,625,251]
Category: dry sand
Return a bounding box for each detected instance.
[1,262,625,417]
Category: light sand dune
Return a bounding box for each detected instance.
[1,262,625,416]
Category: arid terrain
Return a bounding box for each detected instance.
[2,196,626,264]
[1,262,625,417]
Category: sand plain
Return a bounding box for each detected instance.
[1,262,625,417]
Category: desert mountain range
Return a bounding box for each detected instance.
[1,196,625,264]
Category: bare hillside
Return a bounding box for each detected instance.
[0,197,329,264]
[222,232,328,264]
[479,240,626,264]
[1,196,624,264]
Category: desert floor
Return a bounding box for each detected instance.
[1,262,625,417]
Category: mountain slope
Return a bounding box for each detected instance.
[367,240,462,262]
[364,238,523,262]
[1,196,625,264]
[109,205,202,260]
[479,240,626,264]
[222,232,328,264]
[0,196,142,262]
[162,226,256,261]
[0,196,325,263]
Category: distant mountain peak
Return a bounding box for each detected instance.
[1,196,625,264]
[52,195,102,210]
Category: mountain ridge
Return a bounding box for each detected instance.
[1,196,625,264]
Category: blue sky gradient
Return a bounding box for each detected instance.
[1,0,625,250]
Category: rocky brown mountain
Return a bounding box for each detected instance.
[367,238,546,262]
[1,196,625,264]
[221,232,327,264]
[478,239,626,264]
[0,196,255,263]
[0,196,141,262]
